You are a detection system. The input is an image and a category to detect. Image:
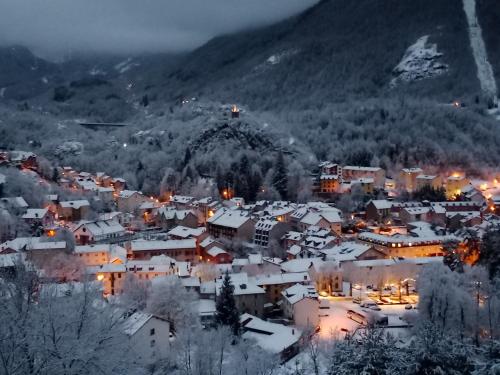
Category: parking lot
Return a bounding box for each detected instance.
[317,296,414,339]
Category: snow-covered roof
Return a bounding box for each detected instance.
[254,272,310,286]
[320,174,338,180]
[207,246,228,257]
[369,200,392,210]
[0,237,41,252]
[281,283,318,305]
[75,220,125,236]
[248,253,263,265]
[343,166,381,172]
[351,177,374,184]
[255,218,280,231]
[60,200,90,209]
[282,231,303,241]
[1,197,29,208]
[126,256,179,273]
[300,212,323,226]
[197,299,216,316]
[320,242,373,262]
[207,209,252,229]
[22,208,49,219]
[75,244,112,254]
[215,273,265,296]
[416,174,437,180]
[158,207,195,220]
[130,239,197,252]
[199,236,220,248]
[138,201,159,210]
[240,314,301,354]
[170,195,194,204]
[118,190,141,199]
[353,256,443,268]
[86,263,126,274]
[286,244,302,256]
[97,187,114,193]
[30,241,66,251]
[300,235,336,250]
[181,276,201,288]
[168,226,205,239]
[280,258,324,273]
[403,207,430,215]
[402,168,423,173]
[232,258,249,267]
[320,210,342,224]
[358,232,457,246]
[123,312,153,336]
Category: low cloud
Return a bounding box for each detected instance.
[0,0,318,59]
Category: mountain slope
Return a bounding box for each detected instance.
[161,0,483,110]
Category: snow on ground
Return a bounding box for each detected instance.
[89,67,107,76]
[266,49,299,65]
[54,141,84,157]
[391,35,448,86]
[114,58,139,74]
[253,49,300,74]
[463,0,498,107]
[317,297,412,339]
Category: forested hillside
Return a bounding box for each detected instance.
[160,0,482,110]
[0,0,500,189]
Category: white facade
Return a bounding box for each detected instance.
[124,313,171,364]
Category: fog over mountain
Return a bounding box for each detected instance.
[0,0,318,59]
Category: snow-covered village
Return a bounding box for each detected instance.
[1,0,500,374]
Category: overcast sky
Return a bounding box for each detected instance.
[0,0,318,59]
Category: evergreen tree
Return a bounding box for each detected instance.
[235,155,251,201]
[443,239,464,272]
[183,148,192,168]
[140,94,149,107]
[51,167,59,183]
[412,185,446,202]
[272,152,288,200]
[249,169,263,202]
[215,271,240,336]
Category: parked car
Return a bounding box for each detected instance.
[319,300,330,309]
[405,304,413,310]
[353,297,361,304]
[369,305,382,311]
[319,291,329,297]
[360,300,378,309]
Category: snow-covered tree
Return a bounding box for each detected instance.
[0,264,137,375]
[147,276,197,332]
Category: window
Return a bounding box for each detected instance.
[150,328,155,336]
[150,339,156,347]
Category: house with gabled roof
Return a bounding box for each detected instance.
[207,209,255,241]
[281,283,319,328]
[73,219,126,245]
[123,312,171,364]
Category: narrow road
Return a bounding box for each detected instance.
[462,0,498,108]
